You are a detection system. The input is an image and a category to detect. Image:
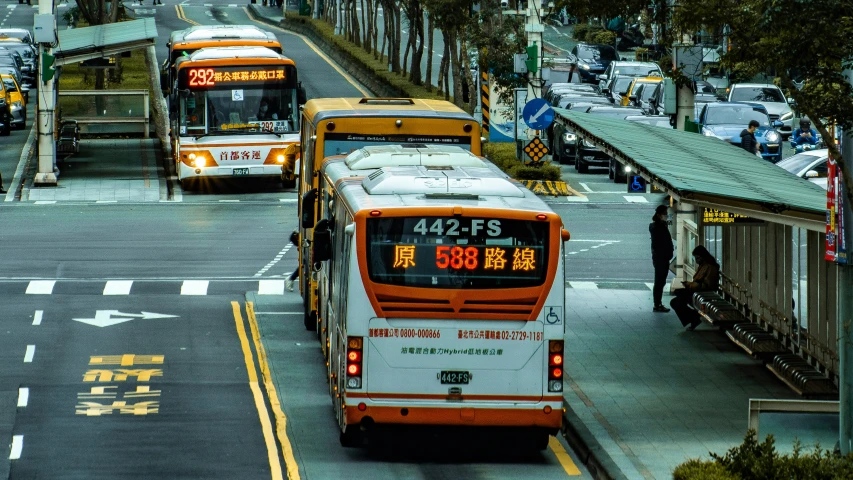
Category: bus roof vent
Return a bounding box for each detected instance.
[357,98,415,105]
[362,166,526,198]
[345,145,486,170]
[190,46,282,61]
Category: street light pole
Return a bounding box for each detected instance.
[34,0,57,186]
[525,0,544,102]
[839,68,853,456]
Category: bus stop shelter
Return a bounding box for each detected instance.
[552,108,839,397]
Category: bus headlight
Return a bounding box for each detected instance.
[194,156,206,167]
[188,153,197,161]
[276,154,285,163]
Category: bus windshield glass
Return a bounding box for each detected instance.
[178,65,298,135]
[366,216,549,289]
[324,132,473,157]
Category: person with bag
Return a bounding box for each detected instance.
[669,246,720,331]
[650,204,673,312]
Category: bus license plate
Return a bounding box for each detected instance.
[440,371,470,385]
[233,168,250,176]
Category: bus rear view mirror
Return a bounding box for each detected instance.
[301,189,318,229]
[312,219,332,263]
[561,229,571,242]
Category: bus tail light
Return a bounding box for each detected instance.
[548,340,563,392]
[346,336,363,389]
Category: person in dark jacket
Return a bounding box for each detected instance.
[650,204,673,312]
[669,245,721,330]
[740,120,760,155]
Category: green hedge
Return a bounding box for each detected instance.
[590,30,616,46]
[484,143,561,181]
[283,12,448,102]
[573,24,606,43]
[674,432,853,480]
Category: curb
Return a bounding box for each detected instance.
[520,179,571,196]
[562,404,627,480]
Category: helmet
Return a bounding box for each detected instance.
[799,119,811,129]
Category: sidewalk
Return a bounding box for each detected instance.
[561,288,815,479]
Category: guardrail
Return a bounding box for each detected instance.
[57,89,150,138]
[748,398,839,440]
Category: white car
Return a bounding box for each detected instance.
[775,149,829,190]
[596,61,662,93]
[727,83,794,138]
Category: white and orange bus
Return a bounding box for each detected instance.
[162,25,282,96]
[296,98,483,337]
[170,46,302,189]
[305,144,569,449]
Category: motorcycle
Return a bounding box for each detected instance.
[617,24,645,51]
[790,136,824,153]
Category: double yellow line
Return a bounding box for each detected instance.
[176,5,201,26]
[232,301,300,480]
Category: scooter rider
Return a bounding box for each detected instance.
[791,118,819,152]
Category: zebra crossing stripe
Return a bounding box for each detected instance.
[258,280,285,295]
[180,280,209,295]
[26,281,55,295]
[569,281,598,290]
[103,280,133,295]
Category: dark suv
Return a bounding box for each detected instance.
[568,43,618,83]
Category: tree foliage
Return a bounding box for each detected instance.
[465,1,527,105]
[672,0,853,199]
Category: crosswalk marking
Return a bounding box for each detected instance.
[26,280,55,294]
[569,281,598,290]
[180,280,209,295]
[645,282,656,291]
[623,196,649,203]
[103,280,133,295]
[258,280,284,295]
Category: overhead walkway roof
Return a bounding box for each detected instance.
[553,108,826,231]
[54,18,158,66]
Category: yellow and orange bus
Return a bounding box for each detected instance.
[170,46,301,189]
[305,144,569,448]
[296,98,483,335]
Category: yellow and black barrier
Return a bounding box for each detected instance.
[480,71,489,134]
[520,180,572,197]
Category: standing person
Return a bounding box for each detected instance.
[739,119,760,156]
[669,246,721,331]
[285,230,300,292]
[650,204,673,312]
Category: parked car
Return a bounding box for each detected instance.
[597,61,662,92]
[568,43,618,84]
[775,149,829,190]
[549,97,613,163]
[0,29,33,45]
[608,115,673,182]
[696,102,784,163]
[0,48,32,89]
[573,106,645,173]
[0,77,10,136]
[545,82,598,103]
[0,41,37,86]
[727,83,793,138]
[602,74,637,104]
[1,73,26,129]
[621,76,663,106]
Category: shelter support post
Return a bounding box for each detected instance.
[143,46,169,156]
[35,0,57,186]
[674,201,698,287]
[840,68,853,456]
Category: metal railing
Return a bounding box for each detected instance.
[748,398,839,440]
[57,89,150,138]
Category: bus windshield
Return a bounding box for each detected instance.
[366,216,549,289]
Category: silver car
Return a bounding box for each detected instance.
[727,83,794,138]
[775,149,829,190]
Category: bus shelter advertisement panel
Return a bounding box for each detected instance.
[826,153,847,264]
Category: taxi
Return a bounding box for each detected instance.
[1,73,25,129]
[0,77,9,135]
[620,76,663,107]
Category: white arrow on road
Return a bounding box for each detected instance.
[527,103,551,124]
[73,310,179,328]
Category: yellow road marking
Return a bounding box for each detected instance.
[563,182,586,199]
[176,5,201,26]
[247,302,301,480]
[549,436,582,476]
[244,8,370,96]
[231,301,284,480]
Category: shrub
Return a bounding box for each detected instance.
[508,163,562,181]
[672,460,737,480]
[572,24,591,42]
[591,30,616,47]
[634,47,649,61]
[483,142,517,171]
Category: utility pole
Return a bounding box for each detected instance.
[839,68,853,456]
[34,0,57,186]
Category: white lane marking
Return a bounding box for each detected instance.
[645,282,656,291]
[218,200,240,202]
[579,182,593,192]
[17,388,29,407]
[564,195,589,202]
[579,249,589,252]
[567,252,578,255]
[34,201,57,205]
[96,200,118,204]
[103,280,133,295]
[32,310,43,325]
[228,3,238,6]
[9,435,23,460]
[180,280,209,295]
[24,345,35,363]
[624,196,649,203]
[569,281,598,289]
[258,280,285,295]
[203,3,212,5]
[26,280,55,294]
[569,240,621,243]
[279,198,297,202]
[255,245,291,277]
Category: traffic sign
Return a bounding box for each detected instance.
[522,98,554,130]
[523,137,549,163]
[628,175,647,193]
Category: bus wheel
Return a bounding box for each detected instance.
[339,426,362,448]
[532,432,550,451]
[304,310,317,331]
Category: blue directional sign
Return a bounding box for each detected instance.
[522,98,554,130]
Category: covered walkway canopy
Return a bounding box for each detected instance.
[552,108,839,394]
[53,17,158,66]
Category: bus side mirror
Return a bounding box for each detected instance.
[561,229,571,242]
[312,219,332,263]
[297,81,307,107]
[301,188,318,229]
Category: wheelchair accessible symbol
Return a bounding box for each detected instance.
[545,306,562,325]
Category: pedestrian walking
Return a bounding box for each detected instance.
[739,119,761,157]
[649,204,673,312]
[669,246,721,331]
[285,230,300,292]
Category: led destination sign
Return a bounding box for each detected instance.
[367,217,549,289]
[182,66,291,88]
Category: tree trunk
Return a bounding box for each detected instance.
[408,5,423,85]
[390,4,401,73]
[448,29,462,107]
[350,0,360,46]
[424,15,433,91]
[402,33,410,77]
[438,38,449,98]
[372,0,381,60]
[361,0,370,52]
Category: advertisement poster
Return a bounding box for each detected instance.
[826,153,837,261]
